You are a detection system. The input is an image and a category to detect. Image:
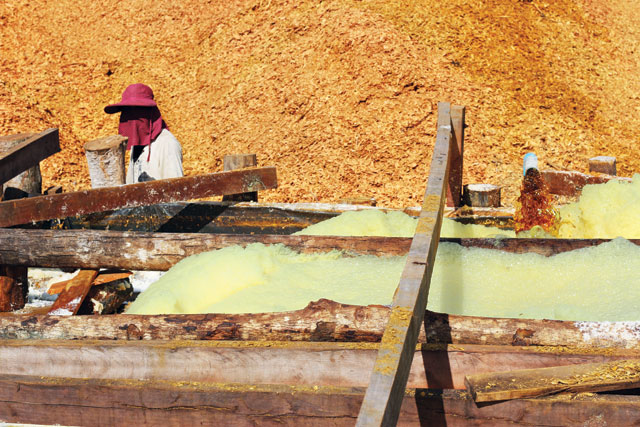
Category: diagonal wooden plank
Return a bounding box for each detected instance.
[466,359,640,403]
[356,102,455,426]
[0,166,277,228]
[47,269,99,316]
[0,128,60,185]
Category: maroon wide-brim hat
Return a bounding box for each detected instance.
[104,83,158,114]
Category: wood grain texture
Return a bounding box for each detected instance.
[2,371,640,425]
[0,340,635,390]
[0,229,411,270]
[0,128,60,185]
[356,102,453,426]
[466,358,640,402]
[0,166,277,227]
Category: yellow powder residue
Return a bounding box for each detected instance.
[295,209,514,238]
[555,174,640,238]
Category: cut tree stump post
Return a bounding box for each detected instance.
[222,154,258,202]
[84,135,128,188]
[462,184,501,207]
[589,156,617,176]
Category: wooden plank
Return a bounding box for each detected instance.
[0,340,635,390]
[356,101,453,426]
[1,375,640,427]
[0,166,277,227]
[47,269,98,315]
[0,128,60,185]
[0,229,411,270]
[446,105,465,207]
[222,153,258,202]
[466,359,640,403]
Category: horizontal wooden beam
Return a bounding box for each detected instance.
[1,375,638,426]
[0,340,635,391]
[0,228,637,270]
[0,128,60,185]
[0,166,277,227]
[1,299,639,349]
[0,229,410,270]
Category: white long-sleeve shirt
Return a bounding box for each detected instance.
[126,129,183,184]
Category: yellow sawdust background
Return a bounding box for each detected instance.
[1,0,638,207]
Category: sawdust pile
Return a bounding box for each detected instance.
[1,0,639,207]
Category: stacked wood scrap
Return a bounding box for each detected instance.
[1,0,639,208]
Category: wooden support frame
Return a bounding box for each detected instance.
[0,166,277,228]
[0,128,60,185]
[356,102,454,426]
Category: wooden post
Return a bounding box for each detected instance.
[446,105,465,207]
[84,135,128,188]
[589,156,616,176]
[0,133,42,200]
[222,154,258,202]
[462,184,501,207]
[0,129,59,185]
[0,132,46,311]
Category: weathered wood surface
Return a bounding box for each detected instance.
[222,153,259,202]
[357,101,453,426]
[542,169,631,197]
[63,201,340,234]
[0,339,637,390]
[2,376,640,427]
[0,265,27,312]
[446,105,465,208]
[77,278,133,315]
[466,358,640,403]
[84,135,128,188]
[462,183,501,207]
[589,156,617,176]
[0,229,411,270]
[47,269,98,315]
[0,166,277,228]
[1,300,638,349]
[0,128,60,185]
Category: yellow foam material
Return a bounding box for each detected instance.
[126,237,640,321]
[556,174,640,238]
[126,243,404,315]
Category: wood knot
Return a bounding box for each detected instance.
[512,328,535,346]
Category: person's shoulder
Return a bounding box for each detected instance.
[158,129,180,143]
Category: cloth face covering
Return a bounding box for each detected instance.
[118,107,167,161]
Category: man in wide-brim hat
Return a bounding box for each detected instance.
[105,83,183,184]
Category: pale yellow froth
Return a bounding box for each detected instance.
[556,174,640,238]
